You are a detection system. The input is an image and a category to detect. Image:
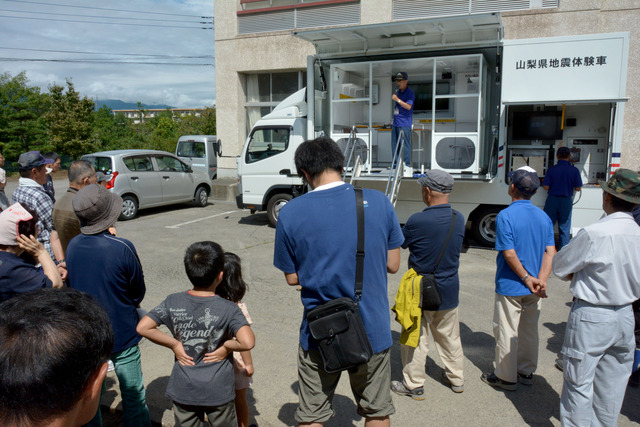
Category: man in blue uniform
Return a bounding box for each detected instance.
[391,71,414,173]
[543,146,583,249]
[274,136,404,426]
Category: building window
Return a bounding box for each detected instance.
[244,71,306,134]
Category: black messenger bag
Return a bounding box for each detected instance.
[419,211,457,310]
[306,188,373,373]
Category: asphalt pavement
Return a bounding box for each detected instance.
[6,179,639,426]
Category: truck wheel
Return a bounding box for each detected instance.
[471,206,504,247]
[119,195,138,221]
[267,193,292,227]
[194,186,209,207]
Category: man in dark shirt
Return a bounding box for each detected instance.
[52,160,96,256]
[66,184,150,427]
[543,147,583,249]
[391,170,466,398]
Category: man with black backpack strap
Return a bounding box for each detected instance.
[391,170,466,399]
[274,136,404,427]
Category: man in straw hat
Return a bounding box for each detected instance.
[66,184,150,426]
[553,168,640,426]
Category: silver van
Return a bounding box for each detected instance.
[175,135,221,180]
[82,149,212,220]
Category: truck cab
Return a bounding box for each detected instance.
[176,135,221,181]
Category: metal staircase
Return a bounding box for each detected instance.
[384,129,405,206]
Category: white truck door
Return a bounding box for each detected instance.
[241,126,296,208]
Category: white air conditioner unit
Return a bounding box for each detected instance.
[430,134,479,173]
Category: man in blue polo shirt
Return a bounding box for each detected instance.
[274,136,403,426]
[391,71,414,175]
[482,166,556,391]
[391,170,466,399]
[543,146,583,249]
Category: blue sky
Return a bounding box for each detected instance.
[0,0,215,108]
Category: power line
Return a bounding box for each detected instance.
[0,14,213,29]
[0,7,212,25]
[0,46,213,59]
[0,57,214,66]
[0,0,212,19]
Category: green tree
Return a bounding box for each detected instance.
[44,80,96,159]
[0,72,49,159]
[92,106,138,151]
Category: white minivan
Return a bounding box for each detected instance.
[175,135,221,180]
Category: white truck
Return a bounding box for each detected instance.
[236,15,629,246]
[175,135,221,181]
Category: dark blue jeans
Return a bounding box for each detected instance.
[543,194,573,249]
[391,126,412,167]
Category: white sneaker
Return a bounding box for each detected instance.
[107,360,115,372]
[403,166,413,178]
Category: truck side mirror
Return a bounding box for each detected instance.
[279,169,291,175]
[216,139,223,157]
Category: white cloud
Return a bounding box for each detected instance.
[0,0,215,108]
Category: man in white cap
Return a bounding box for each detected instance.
[391,170,466,399]
[553,168,640,426]
[66,184,150,427]
[481,166,556,391]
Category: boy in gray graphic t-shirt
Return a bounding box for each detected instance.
[137,241,255,426]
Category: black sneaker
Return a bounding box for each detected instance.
[481,372,517,391]
[390,380,425,400]
[518,372,533,386]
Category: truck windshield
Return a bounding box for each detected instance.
[246,128,290,164]
[177,141,206,158]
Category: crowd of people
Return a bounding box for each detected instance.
[0,142,639,427]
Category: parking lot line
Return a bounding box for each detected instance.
[165,210,241,229]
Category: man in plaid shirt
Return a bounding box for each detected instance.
[12,151,63,266]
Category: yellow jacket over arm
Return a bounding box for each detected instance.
[391,268,422,347]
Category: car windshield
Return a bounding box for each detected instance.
[177,141,205,158]
[83,156,113,174]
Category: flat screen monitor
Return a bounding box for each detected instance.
[411,81,451,114]
[512,111,563,141]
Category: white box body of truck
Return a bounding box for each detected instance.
[236,15,629,246]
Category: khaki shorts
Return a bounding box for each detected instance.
[295,345,395,424]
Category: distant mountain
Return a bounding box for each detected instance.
[94,99,173,111]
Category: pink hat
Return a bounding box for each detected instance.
[0,203,33,245]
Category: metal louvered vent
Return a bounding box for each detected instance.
[238,3,360,35]
[296,3,360,29]
[238,10,295,34]
[472,0,530,14]
[393,0,559,20]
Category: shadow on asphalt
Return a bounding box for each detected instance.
[542,321,566,356]
[238,212,270,227]
[146,376,172,424]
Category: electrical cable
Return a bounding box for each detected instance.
[0,14,212,29]
[0,0,211,18]
[0,46,213,59]
[0,8,211,24]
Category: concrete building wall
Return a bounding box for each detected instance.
[214,1,640,175]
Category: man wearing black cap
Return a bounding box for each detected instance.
[391,71,414,175]
[553,168,640,426]
[66,184,150,426]
[542,147,583,249]
[391,170,466,399]
[12,151,64,264]
[482,166,556,391]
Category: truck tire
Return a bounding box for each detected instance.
[471,206,504,247]
[267,193,292,227]
[119,195,139,221]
